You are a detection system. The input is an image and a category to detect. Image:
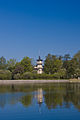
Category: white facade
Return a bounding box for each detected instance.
[37,68,43,74]
[35,56,43,74]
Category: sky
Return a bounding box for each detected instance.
[0,0,80,61]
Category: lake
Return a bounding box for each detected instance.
[0,83,80,120]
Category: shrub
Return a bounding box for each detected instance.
[0,70,12,80]
[22,72,33,79]
[22,71,67,80]
[22,72,56,80]
[53,69,66,79]
[13,73,21,80]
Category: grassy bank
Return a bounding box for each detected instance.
[70,79,80,83]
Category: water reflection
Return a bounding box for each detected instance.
[0,83,80,111]
[35,88,43,104]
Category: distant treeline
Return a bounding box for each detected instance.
[0,51,80,80]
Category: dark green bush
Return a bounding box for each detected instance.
[22,72,33,79]
[22,72,61,80]
[13,73,21,80]
[0,70,12,80]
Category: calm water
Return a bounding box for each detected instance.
[0,83,80,120]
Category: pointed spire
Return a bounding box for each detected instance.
[37,56,42,61]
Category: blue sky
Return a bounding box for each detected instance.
[0,0,80,61]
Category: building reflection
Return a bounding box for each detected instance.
[34,88,43,113]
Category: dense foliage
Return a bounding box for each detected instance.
[0,70,12,80]
[44,51,80,79]
[0,51,80,79]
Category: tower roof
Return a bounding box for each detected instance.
[37,56,43,61]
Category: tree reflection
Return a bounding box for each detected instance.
[21,95,32,107]
[44,83,80,110]
[0,83,80,111]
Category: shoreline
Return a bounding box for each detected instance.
[0,79,79,85]
[0,80,69,85]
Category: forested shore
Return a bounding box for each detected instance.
[0,51,80,80]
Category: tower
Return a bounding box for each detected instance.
[36,56,43,74]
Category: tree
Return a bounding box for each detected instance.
[13,64,24,74]
[7,59,16,72]
[0,56,7,70]
[44,54,63,74]
[20,57,33,72]
[63,59,77,78]
[53,59,63,73]
[73,51,80,68]
[44,54,53,74]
